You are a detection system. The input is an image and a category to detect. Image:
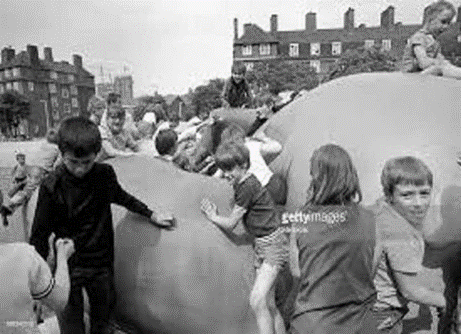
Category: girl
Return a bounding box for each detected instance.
[290,144,380,334]
[401,0,461,78]
[201,141,289,334]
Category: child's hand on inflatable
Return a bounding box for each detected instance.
[201,198,217,220]
[150,211,176,230]
[55,238,75,260]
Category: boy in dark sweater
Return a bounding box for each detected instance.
[221,62,253,108]
[29,116,175,334]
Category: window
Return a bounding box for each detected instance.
[62,88,69,98]
[242,45,252,56]
[289,43,299,57]
[50,71,58,80]
[458,35,461,43]
[71,85,78,95]
[310,60,321,73]
[332,42,342,55]
[13,82,19,91]
[6,82,12,90]
[28,82,34,92]
[365,40,375,48]
[245,62,254,71]
[259,44,271,55]
[310,42,320,56]
[64,103,71,114]
[51,96,59,109]
[0,85,4,94]
[49,83,57,93]
[72,98,79,108]
[382,39,392,51]
[13,68,20,77]
[4,69,11,79]
[68,74,75,82]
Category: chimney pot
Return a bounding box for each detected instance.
[270,14,278,34]
[73,54,82,68]
[344,8,355,30]
[44,47,53,62]
[305,12,317,31]
[26,45,39,66]
[234,18,239,39]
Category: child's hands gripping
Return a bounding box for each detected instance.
[150,210,176,231]
[200,198,218,221]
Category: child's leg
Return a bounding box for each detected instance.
[420,64,442,76]
[267,279,287,334]
[250,261,282,334]
[57,281,86,334]
[441,62,461,80]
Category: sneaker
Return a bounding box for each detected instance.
[0,206,11,226]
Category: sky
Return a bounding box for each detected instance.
[1,0,458,97]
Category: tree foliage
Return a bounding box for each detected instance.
[324,46,398,83]
[0,90,31,138]
[132,92,167,122]
[190,78,225,118]
[246,61,319,95]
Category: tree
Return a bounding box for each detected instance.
[132,93,167,122]
[0,90,31,138]
[324,46,398,83]
[246,61,319,95]
[190,78,225,118]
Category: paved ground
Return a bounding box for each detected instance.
[0,140,446,333]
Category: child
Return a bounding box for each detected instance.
[155,129,178,162]
[401,0,461,78]
[97,104,140,161]
[371,157,446,333]
[291,144,380,334]
[219,123,286,205]
[222,62,253,108]
[8,150,28,198]
[29,116,176,334]
[201,141,289,334]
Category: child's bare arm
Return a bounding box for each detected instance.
[201,198,246,231]
[253,131,282,156]
[101,140,134,158]
[414,46,439,69]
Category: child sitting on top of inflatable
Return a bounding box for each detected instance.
[201,141,289,334]
[97,104,140,161]
[8,150,28,198]
[221,62,253,109]
[401,0,461,78]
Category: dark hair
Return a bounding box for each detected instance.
[107,104,126,118]
[231,62,247,75]
[106,92,121,106]
[46,128,58,144]
[381,156,433,199]
[424,0,456,24]
[214,141,250,171]
[306,144,362,206]
[57,116,102,157]
[155,129,178,156]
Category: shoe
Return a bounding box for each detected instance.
[1,206,10,227]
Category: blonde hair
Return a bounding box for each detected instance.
[424,0,456,24]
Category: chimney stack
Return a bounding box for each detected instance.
[243,23,252,35]
[381,6,395,29]
[270,14,278,34]
[305,12,317,31]
[44,47,53,62]
[1,47,15,64]
[73,54,82,69]
[344,8,355,30]
[234,18,238,39]
[457,6,461,23]
[27,45,39,66]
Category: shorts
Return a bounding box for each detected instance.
[371,306,408,334]
[254,227,290,270]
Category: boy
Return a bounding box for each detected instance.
[222,62,253,108]
[29,116,176,334]
[97,104,139,161]
[370,156,445,333]
[8,150,28,198]
[155,129,178,162]
[201,142,289,334]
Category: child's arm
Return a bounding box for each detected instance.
[414,45,440,70]
[221,80,231,108]
[101,139,135,158]
[126,132,140,152]
[201,198,246,231]
[252,131,282,156]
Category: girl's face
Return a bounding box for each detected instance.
[428,9,453,36]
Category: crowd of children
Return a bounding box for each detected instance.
[2,1,461,333]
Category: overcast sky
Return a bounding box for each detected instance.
[1,0,457,97]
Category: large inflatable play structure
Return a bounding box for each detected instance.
[23,72,461,333]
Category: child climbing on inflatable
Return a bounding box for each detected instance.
[222,62,253,109]
[401,0,461,78]
[8,150,28,199]
[201,141,289,334]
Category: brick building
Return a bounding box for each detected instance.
[0,45,95,137]
[232,5,461,77]
[113,75,133,105]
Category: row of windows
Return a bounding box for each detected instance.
[51,96,79,109]
[244,59,323,73]
[0,81,34,94]
[0,69,75,82]
[49,84,78,97]
[242,39,392,57]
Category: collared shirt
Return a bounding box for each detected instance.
[371,199,425,310]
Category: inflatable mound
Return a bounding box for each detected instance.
[22,72,461,333]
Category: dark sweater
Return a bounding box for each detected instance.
[29,163,153,269]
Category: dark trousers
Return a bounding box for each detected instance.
[57,266,115,334]
[265,174,287,206]
[438,249,461,334]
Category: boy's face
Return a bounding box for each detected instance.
[428,9,453,36]
[62,151,97,179]
[222,165,247,186]
[389,183,432,228]
[232,72,244,83]
[16,155,25,165]
[107,107,126,134]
